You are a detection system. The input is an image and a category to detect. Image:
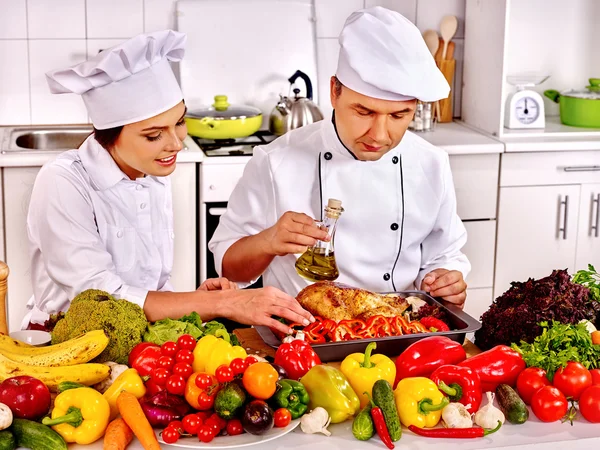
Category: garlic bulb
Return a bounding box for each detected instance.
[300,407,332,436]
[474,392,505,429]
[442,403,473,428]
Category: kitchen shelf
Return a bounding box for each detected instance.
[501,116,600,139]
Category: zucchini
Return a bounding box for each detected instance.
[496,384,529,424]
[10,418,67,450]
[56,381,87,393]
[352,403,374,441]
[372,379,402,442]
[0,430,16,450]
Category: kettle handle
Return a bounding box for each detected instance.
[288,70,314,100]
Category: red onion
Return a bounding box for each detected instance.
[139,391,191,428]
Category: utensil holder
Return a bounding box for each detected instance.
[436,58,456,123]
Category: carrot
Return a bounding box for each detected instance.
[116,391,160,450]
[104,418,134,450]
[592,331,600,345]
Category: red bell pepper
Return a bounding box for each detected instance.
[458,345,526,393]
[420,316,450,332]
[394,336,466,388]
[430,365,482,414]
[274,340,321,380]
[128,342,162,377]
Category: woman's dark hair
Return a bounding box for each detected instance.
[93,126,124,150]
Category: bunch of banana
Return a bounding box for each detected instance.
[0,352,110,391]
[0,330,109,367]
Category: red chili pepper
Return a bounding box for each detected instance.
[458,345,526,392]
[408,421,502,438]
[274,340,321,380]
[430,365,482,414]
[366,393,394,449]
[420,316,450,332]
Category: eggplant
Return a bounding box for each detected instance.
[139,391,191,428]
[242,400,274,435]
[270,363,288,381]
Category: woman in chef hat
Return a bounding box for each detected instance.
[23,30,313,334]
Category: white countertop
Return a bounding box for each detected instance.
[416,122,504,155]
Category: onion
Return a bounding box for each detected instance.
[139,391,191,428]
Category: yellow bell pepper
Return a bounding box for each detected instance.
[103,368,147,420]
[394,377,449,428]
[192,334,247,375]
[42,387,110,445]
[340,342,396,408]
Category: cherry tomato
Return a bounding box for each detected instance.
[167,420,183,432]
[162,426,180,444]
[153,368,171,386]
[579,385,600,423]
[553,361,592,401]
[230,358,248,376]
[215,365,234,384]
[198,425,216,443]
[590,369,600,386]
[210,413,227,430]
[226,419,243,436]
[531,386,568,422]
[197,390,215,410]
[182,413,201,435]
[242,362,279,400]
[205,416,222,433]
[177,334,197,351]
[173,363,193,380]
[516,367,551,405]
[195,373,216,390]
[176,349,195,365]
[196,411,211,422]
[245,356,259,366]
[273,408,292,428]
[161,341,179,357]
[166,374,186,396]
[157,355,175,370]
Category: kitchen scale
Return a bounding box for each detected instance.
[505,75,549,129]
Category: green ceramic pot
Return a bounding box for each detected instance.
[544,79,600,128]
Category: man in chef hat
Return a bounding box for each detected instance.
[210,7,470,306]
[24,30,313,335]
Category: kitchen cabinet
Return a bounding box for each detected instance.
[575,183,600,272]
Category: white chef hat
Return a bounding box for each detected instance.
[45,30,186,130]
[336,7,450,102]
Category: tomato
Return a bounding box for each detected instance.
[182,413,201,435]
[157,355,175,370]
[176,349,195,365]
[197,390,216,410]
[195,373,215,390]
[215,365,234,384]
[226,419,243,436]
[162,426,180,444]
[177,334,197,351]
[242,362,279,400]
[552,361,592,401]
[590,369,600,386]
[210,413,227,430]
[166,374,186,396]
[230,358,248,376]
[185,373,215,409]
[153,368,171,386]
[196,411,211,422]
[161,341,179,357]
[245,356,259,366]
[273,408,292,428]
[579,385,600,423]
[531,386,568,422]
[198,425,216,443]
[173,363,193,380]
[168,420,183,432]
[516,367,551,405]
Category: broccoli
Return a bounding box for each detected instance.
[51,289,148,364]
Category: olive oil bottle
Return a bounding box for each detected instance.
[295,198,344,282]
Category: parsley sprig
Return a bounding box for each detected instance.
[573,264,600,302]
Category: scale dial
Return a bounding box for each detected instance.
[515,96,540,124]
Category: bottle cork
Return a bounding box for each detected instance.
[328,198,342,209]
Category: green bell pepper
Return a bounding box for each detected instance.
[301,365,360,423]
[273,379,310,419]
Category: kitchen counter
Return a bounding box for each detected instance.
[416,121,504,155]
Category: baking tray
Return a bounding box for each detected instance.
[255,291,481,362]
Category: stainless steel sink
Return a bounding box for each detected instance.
[3,126,93,152]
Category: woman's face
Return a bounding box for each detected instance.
[110,101,187,179]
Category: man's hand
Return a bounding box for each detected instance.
[420,268,467,308]
[260,211,329,256]
[198,277,238,291]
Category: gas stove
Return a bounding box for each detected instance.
[191,130,277,157]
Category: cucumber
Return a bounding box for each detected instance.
[56,381,87,393]
[372,379,402,442]
[496,384,529,424]
[0,430,16,450]
[352,403,374,441]
[215,382,247,420]
[10,418,67,450]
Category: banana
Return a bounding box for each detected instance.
[0,335,33,348]
[0,352,110,392]
[0,330,109,366]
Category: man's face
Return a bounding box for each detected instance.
[330,77,417,161]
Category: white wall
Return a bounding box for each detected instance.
[0,0,466,126]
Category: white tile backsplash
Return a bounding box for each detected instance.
[416,0,465,38]
[27,0,85,39]
[0,41,30,125]
[0,0,27,38]
[29,39,88,124]
[316,38,339,119]
[86,0,144,38]
[86,39,126,59]
[143,0,178,33]
[365,0,417,23]
[314,0,364,38]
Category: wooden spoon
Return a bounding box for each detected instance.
[423,29,439,62]
[440,15,458,60]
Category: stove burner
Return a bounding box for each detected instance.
[192,130,278,157]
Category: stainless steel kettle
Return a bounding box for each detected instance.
[269,70,324,136]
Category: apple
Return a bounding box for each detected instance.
[0,376,51,420]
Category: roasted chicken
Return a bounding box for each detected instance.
[296,281,409,322]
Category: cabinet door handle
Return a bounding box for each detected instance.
[592,193,600,238]
[558,195,569,240]
[562,165,600,172]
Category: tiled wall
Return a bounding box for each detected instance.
[0,0,465,126]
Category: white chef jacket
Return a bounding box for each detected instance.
[209,118,470,297]
[23,135,175,327]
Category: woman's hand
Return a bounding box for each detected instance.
[198,277,238,291]
[218,286,315,335]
